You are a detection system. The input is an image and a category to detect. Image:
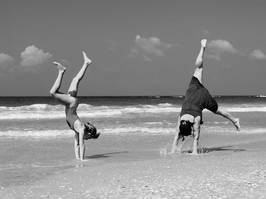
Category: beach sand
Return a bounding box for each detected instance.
[1,133,266,199]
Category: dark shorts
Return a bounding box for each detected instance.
[180,76,218,119]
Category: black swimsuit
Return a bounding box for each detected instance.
[180,76,218,122]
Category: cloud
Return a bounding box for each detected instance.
[250,49,266,60]
[20,45,52,71]
[1,46,52,74]
[208,40,238,54]
[207,40,238,61]
[0,53,15,74]
[130,35,172,61]
[206,39,266,62]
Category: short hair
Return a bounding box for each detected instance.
[179,120,194,136]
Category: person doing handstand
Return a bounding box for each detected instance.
[171,39,240,155]
[50,52,100,161]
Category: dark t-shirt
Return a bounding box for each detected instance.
[180,76,218,120]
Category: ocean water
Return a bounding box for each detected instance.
[0,96,266,138]
[1,96,266,188]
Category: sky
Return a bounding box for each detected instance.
[0,0,266,96]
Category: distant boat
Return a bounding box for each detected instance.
[258,95,266,98]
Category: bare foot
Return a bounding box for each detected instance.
[53,62,66,72]
[82,51,92,66]
[201,39,207,48]
[233,118,241,131]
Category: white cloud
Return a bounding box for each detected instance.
[1,46,53,74]
[20,45,52,71]
[130,35,172,61]
[207,39,266,62]
[250,49,266,60]
[0,53,15,74]
[208,40,238,54]
[0,53,15,65]
[206,40,239,61]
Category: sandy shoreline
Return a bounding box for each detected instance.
[1,134,266,198]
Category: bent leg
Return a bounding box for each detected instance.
[193,39,207,84]
[68,52,92,93]
[214,107,241,131]
[50,62,73,105]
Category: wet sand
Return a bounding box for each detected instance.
[1,133,266,198]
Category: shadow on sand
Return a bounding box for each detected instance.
[85,151,129,159]
[184,145,246,154]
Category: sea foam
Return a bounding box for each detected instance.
[1,103,266,121]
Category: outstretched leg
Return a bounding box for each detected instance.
[215,107,241,131]
[67,52,92,94]
[193,39,207,84]
[50,62,73,105]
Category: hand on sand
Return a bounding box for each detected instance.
[82,51,92,66]
[53,62,66,72]
[201,39,207,48]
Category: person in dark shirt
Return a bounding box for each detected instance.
[50,52,100,161]
[171,39,240,155]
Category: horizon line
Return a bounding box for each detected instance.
[0,95,264,98]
